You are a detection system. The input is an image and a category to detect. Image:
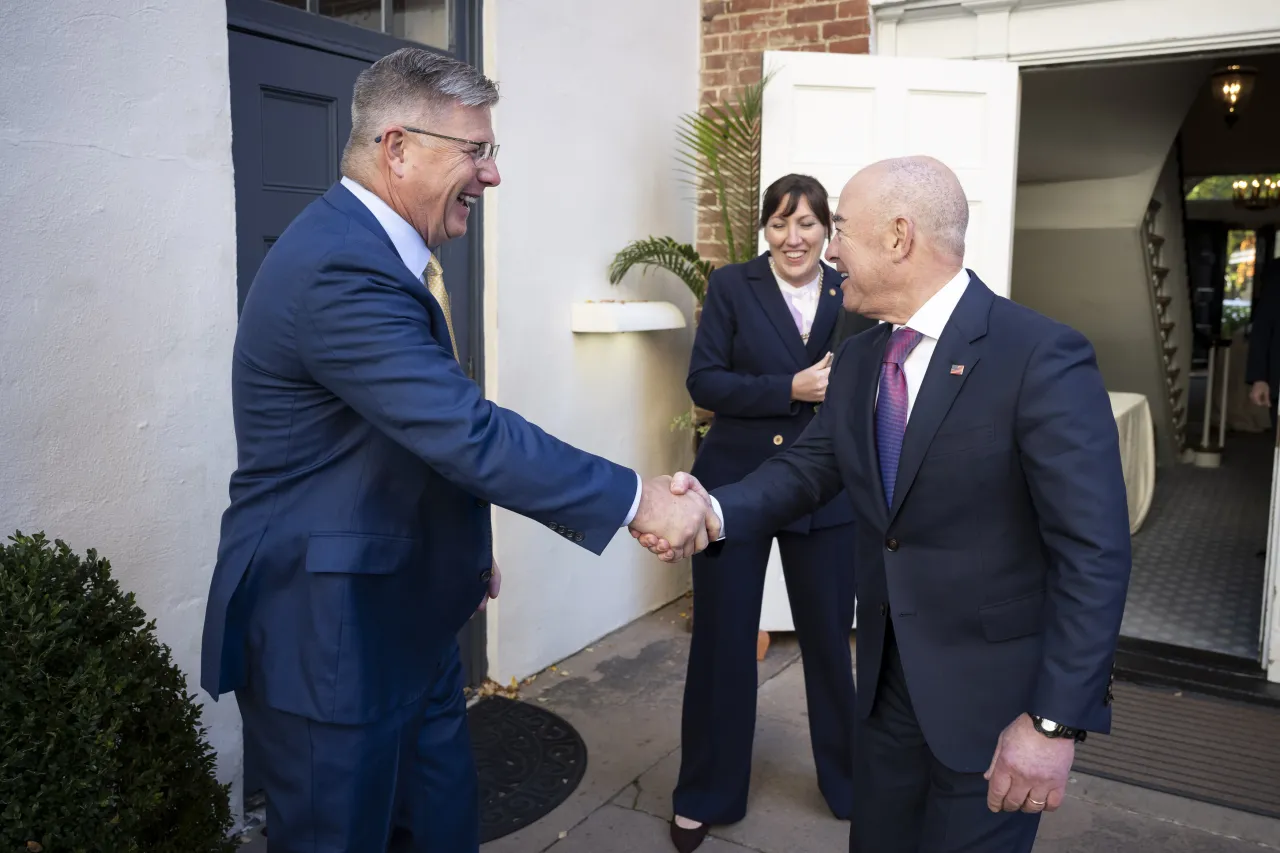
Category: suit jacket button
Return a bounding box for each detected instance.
[479,570,493,583]
[885,537,899,552]
[879,602,888,616]
[772,435,784,446]
[813,404,821,413]
[574,532,585,542]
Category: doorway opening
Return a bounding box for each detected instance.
[1010,48,1280,676]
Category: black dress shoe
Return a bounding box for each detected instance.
[669,819,711,853]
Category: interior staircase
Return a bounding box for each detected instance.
[1142,198,1187,455]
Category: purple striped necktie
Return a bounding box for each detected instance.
[876,327,924,509]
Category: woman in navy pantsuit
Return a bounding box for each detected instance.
[670,175,876,852]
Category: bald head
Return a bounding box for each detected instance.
[826,156,970,322]
[850,156,969,260]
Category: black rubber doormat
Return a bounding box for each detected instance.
[469,695,588,843]
[1073,681,1280,818]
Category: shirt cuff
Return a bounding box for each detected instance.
[623,473,643,527]
[709,495,726,541]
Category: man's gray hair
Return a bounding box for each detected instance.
[874,156,969,260]
[342,47,500,173]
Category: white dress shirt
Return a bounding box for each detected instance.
[708,268,972,539]
[884,268,971,418]
[339,176,644,526]
[771,265,822,340]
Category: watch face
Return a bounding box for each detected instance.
[1038,718,1058,732]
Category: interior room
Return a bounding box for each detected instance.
[1010,50,1280,669]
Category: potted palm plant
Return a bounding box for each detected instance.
[609,74,772,450]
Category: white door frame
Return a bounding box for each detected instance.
[869,0,1280,681]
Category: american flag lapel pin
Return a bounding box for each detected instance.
[950,364,965,376]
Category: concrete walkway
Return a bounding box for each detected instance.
[238,597,1280,851]
[480,598,1280,853]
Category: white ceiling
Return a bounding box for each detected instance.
[1017,58,1212,183]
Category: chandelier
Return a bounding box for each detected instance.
[1232,177,1280,210]
[1210,65,1258,127]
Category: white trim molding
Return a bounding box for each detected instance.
[870,0,1280,66]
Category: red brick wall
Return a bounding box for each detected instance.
[697,0,870,266]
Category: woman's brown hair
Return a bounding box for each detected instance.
[759,173,832,236]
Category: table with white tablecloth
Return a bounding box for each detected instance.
[758,390,1156,633]
[1107,391,1155,535]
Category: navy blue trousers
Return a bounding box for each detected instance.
[850,625,1040,853]
[675,522,858,824]
[237,642,478,853]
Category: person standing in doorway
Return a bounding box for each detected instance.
[669,174,875,853]
[200,48,712,853]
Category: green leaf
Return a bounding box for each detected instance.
[608,237,714,304]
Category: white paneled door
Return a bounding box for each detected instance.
[758,50,1022,298]
[756,50,1021,634]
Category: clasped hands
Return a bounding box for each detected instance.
[627,473,717,561]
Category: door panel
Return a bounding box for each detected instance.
[756,50,1021,634]
[759,50,1022,298]
[229,31,364,312]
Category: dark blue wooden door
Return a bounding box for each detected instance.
[227,3,479,380]
[228,31,364,313]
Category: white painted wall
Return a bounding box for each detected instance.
[1017,59,1210,184]
[481,0,699,681]
[0,0,241,812]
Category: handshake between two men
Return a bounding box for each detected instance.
[628,473,715,561]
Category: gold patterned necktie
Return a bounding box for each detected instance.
[424,254,460,362]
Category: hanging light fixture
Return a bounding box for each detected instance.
[1210,64,1258,127]
[1232,176,1280,210]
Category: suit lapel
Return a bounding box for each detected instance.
[888,277,993,522]
[746,254,813,368]
[856,323,893,524]
[806,264,843,361]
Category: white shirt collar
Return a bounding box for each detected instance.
[896,268,971,340]
[769,260,822,294]
[340,175,433,280]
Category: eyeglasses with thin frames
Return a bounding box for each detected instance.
[373,126,500,163]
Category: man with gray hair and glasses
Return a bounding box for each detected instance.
[201,48,712,852]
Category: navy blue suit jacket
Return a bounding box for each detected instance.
[201,183,636,725]
[689,254,875,534]
[711,274,1131,771]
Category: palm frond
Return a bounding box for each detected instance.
[608,237,713,303]
[672,72,774,265]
